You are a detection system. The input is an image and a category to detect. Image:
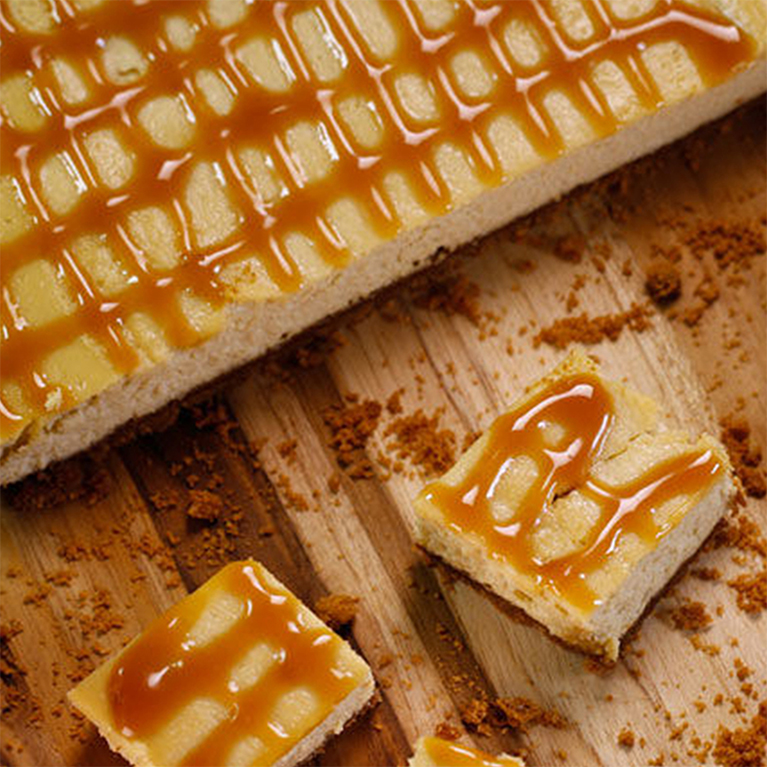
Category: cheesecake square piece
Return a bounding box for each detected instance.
[415,351,734,660]
[69,560,374,767]
[409,736,525,767]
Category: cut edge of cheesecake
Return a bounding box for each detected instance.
[67,561,376,767]
[413,350,736,661]
[2,61,764,486]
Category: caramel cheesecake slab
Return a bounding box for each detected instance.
[409,736,525,767]
[415,351,735,660]
[1,0,765,484]
[68,560,374,767]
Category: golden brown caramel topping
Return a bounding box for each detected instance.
[107,561,361,765]
[421,736,522,767]
[0,1,757,439]
[420,373,723,611]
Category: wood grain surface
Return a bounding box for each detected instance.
[1,101,765,767]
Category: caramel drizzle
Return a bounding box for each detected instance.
[422,736,515,767]
[421,373,723,611]
[0,1,755,438]
[107,562,360,766]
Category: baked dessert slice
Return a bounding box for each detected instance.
[68,560,375,767]
[409,736,525,767]
[2,0,765,484]
[415,351,735,660]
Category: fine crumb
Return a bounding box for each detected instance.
[461,696,567,736]
[645,260,682,304]
[721,416,767,499]
[686,220,766,271]
[186,489,224,522]
[618,727,636,749]
[276,439,298,464]
[712,701,767,767]
[411,273,482,326]
[691,567,722,582]
[384,409,456,478]
[5,455,110,512]
[434,721,461,740]
[314,594,359,631]
[710,512,767,558]
[322,399,382,479]
[533,303,651,348]
[554,233,587,263]
[727,571,767,615]
[669,600,713,632]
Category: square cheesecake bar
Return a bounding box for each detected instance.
[409,736,525,767]
[69,560,374,767]
[415,351,734,660]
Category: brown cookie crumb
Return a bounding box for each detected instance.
[721,416,767,499]
[322,399,382,479]
[384,409,456,477]
[412,274,482,326]
[5,455,110,512]
[618,728,636,749]
[186,489,224,522]
[554,233,587,263]
[461,696,567,736]
[728,571,767,615]
[669,600,713,631]
[710,513,767,558]
[314,594,359,631]
[645,260,682,304]
[712,701,767,767]
[434,721,461,741]
[533,303,651,349]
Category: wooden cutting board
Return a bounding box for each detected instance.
[1,101,765,767]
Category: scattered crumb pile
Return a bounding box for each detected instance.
[461,695,567,736]
[712,701,767,767]
[6,454,110,512]
[650,216,765,327]
[384,409,457,478]
[0,619,39,724]
[687,221,766,272]
[727,571,767,615]
[533,303,651,349]
[322,398,382,479]
[186,489,224,522]
[411,273,482,326]
[264,327,347,382]
[314,594,359,632]
[709,509,767,617]
[668,599,712,632]
[721,416,767,499]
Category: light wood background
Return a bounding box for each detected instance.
[1,101,765,767]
